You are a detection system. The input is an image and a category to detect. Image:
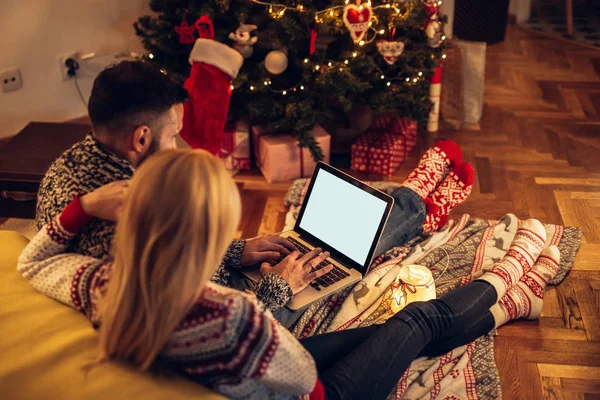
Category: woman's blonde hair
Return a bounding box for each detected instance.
[96,149,241,371]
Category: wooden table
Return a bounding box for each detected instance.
[0,122,90,218]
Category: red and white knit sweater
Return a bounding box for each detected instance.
[18,197,325,400]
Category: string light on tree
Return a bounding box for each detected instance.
[136,0,447,159]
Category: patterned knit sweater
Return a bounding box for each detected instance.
[35,133,292,311]
[19,197,324,400]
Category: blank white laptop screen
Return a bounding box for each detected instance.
[298,169,389,266]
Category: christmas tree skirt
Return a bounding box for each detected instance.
[283,179,582,400]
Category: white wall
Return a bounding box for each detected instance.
[0,0,149,138]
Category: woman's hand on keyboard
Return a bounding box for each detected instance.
[260,248,334,294]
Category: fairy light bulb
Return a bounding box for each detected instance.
[359,40,365,46]
[279,9,285,16]
[442,54,447,59]
[264,80,269,85]
[298,4,304,10]
[300,85,305,90]
[315,65,320,70]
[380,74,385,79]
[359,5,363,10]
[328,62,332,67]
[386,4,391,8]
[418,71,423,76]
[250,86,254,91]
[344,59,349,64]
[269,5,273,13]
[386,82,391,87]
[329,10,334,16]
[367,1,372,6]
[304,58,309,63]
[405,77,410,82]
[413,78,417,82]
[352,52,358,57]
[379,29,385,34]
[282,90,287,95]
[441,35,446,40]
[148,53,154,59]
[230,85,234,90]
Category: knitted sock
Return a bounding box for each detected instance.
[426,162,474,217]
[477,219,547,299]
[401,140,462,199]
[490,246,560,328]
[422,198,448,233]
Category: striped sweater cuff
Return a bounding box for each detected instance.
[253,272,293,311]
[59,195,94,234]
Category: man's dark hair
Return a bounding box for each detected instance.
[88,61,189,135]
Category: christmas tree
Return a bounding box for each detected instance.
[135,0,446,160]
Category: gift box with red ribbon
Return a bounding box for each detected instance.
[252,125,331,183]
[351,116,417,176]
[221,121,251,171]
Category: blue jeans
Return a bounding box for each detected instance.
[374,187,426,257]
[300,281,497,400]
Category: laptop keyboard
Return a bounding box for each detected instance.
[281,237,351,291]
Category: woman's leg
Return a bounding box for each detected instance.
[419,245,561,358]
[320,219,548,400]
[318,280,497,400]
[417,312,494,358]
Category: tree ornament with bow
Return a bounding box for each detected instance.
[376,27,404,65]
[343,0,373,43]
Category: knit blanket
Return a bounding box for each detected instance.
[283,179,582,400]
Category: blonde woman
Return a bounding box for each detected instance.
[19,150,560,400]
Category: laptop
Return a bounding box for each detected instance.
[243,162,394,310]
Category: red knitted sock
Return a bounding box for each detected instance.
[401,140,463,199]
[426,162,474,217]
[422,198,447,233]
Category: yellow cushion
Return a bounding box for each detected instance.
[0,230,224,400]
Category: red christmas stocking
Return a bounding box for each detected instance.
[180,23,244,155]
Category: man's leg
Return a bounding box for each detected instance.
[374,187,426,256]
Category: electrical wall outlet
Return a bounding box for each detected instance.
[0,67,23,93]
[57,52,79,80]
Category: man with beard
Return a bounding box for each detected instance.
[36,61,298,312]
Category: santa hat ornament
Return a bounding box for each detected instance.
[343,0,373,43]
[179,16,244,155]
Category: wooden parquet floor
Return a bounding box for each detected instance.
[234,25,600,399]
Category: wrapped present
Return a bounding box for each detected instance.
[351,116,417,176]
[252,125,331,183]
[221,120,251,170]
